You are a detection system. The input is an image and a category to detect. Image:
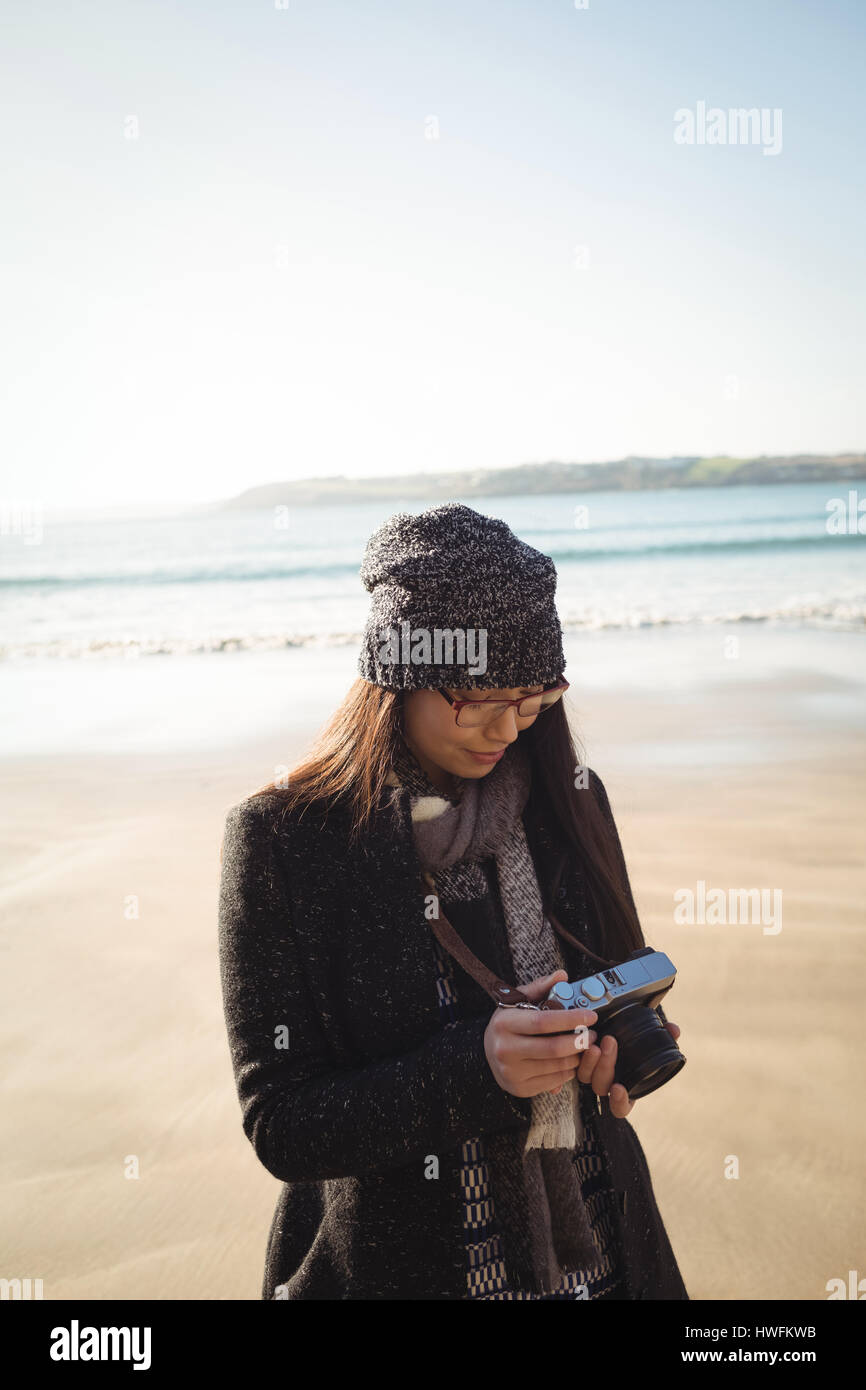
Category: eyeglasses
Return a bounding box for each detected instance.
[438,679,570,728]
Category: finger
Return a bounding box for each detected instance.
[505,1027,598,1061]
[500,1005,599,1037]
[576,1043,601,1085]
[517,1054,583,1081]
[522,1063,580,1093]
[664,1021,681,1040]
[609,1083,634,1118]
[591,1034,618,1097]
[516,969,568,1004]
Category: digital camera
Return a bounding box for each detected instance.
[540,947,686,1100]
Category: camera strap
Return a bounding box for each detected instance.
[420,868,614,1010]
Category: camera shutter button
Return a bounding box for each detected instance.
[551,982,574,1002]
[581,976,606,1000]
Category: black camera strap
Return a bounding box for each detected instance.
[420,868,616,1009]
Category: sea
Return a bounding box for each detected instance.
[2,481,864,755]
[2,482,864,660]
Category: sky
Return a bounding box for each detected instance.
[1,0,864,510]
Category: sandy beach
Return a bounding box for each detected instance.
[2,625,864,1300]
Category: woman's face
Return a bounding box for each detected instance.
[402,682,543,796]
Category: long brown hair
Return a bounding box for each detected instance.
[245,678,645,963]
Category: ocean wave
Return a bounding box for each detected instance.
[1,530,864,590]
[2,603,863,661]
[523,510,841,536]
[0,561,363,589]
[544,534,866,564]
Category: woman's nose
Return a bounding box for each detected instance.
[485,706,521,739]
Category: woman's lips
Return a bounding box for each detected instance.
[465,748,505,763]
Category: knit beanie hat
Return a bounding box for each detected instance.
[357,502,566,690]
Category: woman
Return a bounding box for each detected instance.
[218,502,688,1300]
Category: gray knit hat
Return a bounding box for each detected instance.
[356,502,566,690]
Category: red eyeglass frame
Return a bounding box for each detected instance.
[436,678,570,722]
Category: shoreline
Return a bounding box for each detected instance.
[2,621,865,760]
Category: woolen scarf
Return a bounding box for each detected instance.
[387,732,607,1294]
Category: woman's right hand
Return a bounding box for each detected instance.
[483,969,598,1098]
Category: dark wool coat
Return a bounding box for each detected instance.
[217,768,689,1301]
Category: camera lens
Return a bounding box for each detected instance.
[601,1003,686,1100]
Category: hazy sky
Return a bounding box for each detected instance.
[2,0,864,509]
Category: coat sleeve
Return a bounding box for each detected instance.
[218,799,534,1184]
[588,769,669,1027]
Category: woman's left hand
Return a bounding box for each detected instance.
[577,1020,681,1118]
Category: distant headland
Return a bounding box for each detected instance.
[221,453,866,510]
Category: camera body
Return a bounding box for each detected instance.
[541,947,686,1100]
